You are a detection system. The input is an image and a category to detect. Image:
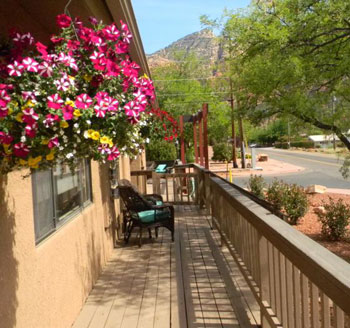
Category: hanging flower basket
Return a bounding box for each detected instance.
[0,14,156,174]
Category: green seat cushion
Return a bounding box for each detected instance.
[155,164,167,173]
[136,209,169,223]
[156,200,163,205]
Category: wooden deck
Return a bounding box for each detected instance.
[72,205,260,328]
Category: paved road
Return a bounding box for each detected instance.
[233,148,350,189]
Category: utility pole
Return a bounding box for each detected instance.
[229,78,238,168]
[238,114,246,168]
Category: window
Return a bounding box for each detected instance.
[32,160,92,244]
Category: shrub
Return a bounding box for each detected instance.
[265,179,287,210]
[212,143,231,162]
[146,139,177,161]
[185,147,195,163]
[283,184,308,224]
[247,174,266,199]
[317,198,350,241]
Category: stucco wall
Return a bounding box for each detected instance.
[0,160,123,328]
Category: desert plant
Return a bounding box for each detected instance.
[283,184,308,224]
[265,179,287,210]
[317,198,350,241]
[247,174,266,199]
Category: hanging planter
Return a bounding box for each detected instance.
[0,14,156,174]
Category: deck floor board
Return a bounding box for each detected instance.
[72,206,259,328]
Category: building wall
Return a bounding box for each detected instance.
[0,159,128,328]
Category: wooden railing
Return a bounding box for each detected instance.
[131,164,350,327]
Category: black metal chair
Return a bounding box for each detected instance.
[118,180,174,247]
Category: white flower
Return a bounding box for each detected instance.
[74,123,79,128]
[145,138,150,144]
[20,136,27,142]
[59,146,64,151]
[60,130,64,135]
[66,153,74,159]
[86,120,91,125]
[83,131,89,139]
[77,130,80,133]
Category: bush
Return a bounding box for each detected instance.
[186,147,195,163]
[317,198,350,241]
[266,179,287,210]
[274,141,314,149]
[146,139,177,161]
[212,143,231,162]
[283,184,308,225]
[247,175,265,199]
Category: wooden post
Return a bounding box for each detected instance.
[193,117,198,163]
[180,115,186,164]
[203,103,209,169]
[199,112,204,166]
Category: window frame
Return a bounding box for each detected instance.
[32,160,92,245]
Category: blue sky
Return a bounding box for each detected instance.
[132,0,250,54]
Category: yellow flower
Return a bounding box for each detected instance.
[100,136,113,147]
[26,100,35,107]
[87,129,95,138]
[41,139,49,145]
[15,113,23,122]
[74,109,82,117]
[83,74,92,82]
[28,156,42,169]
[65,100,75,107]
[143,73,149,79]
[60,121,69,128]
[68,75,75,80]
[91,131,100,141]
[10,100,18,107]
[46,152,55,161]
[19,159,27,166]
[8,108,13,115]
[3,144,11,154]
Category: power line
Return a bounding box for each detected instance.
[153,76,229,82]
[156,91,230,97]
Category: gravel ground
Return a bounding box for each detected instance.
[295,193,350,262]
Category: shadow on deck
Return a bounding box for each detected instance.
[73,205,260,328]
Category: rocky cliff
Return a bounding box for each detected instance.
[147,29,223,68]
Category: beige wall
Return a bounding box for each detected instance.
[0,160,127,328]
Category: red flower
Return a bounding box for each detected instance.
[13,142,29,158]
[35,42,48,57]
[56,14,72,28]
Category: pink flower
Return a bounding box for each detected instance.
[58,52,78,71]
[103,24,120,41]
[89,16,98,25]
[115,41,129,54]
[75,93,92,109]
[102,96,119,112]
[22,91,38,102]
[107,146,120,161]
[67,40,80,50]
[91,35,105,47]
[35,42,48,57]
[13,142,30,158]
[89,51,104,63]
[43,114,60,128]
[22,107,39,125]
[98,144,111,155]
[22,57,39,72]
[50,35,63,44]
[7,61,24,77]
[62,105,74,120]
[120,20,132,44]
[0,90,11,107]
[13,32,34,46]
[47,94,64,109]
[106,60,120,77]
[0,132,13,144]
[39,61,53,77]
[25,123,38,138]
[48,137,59,149]
[54,77,70,92]
[124,101,140,121]
[95,91,108,101]
[0,107,8,118]
[56,14,72,28]
[93,57,107,71]
[94,104,107,118]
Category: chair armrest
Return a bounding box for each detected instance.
[145,194,163,201]
[152,203,174,210]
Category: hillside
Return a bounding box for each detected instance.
[147,29,223,68]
